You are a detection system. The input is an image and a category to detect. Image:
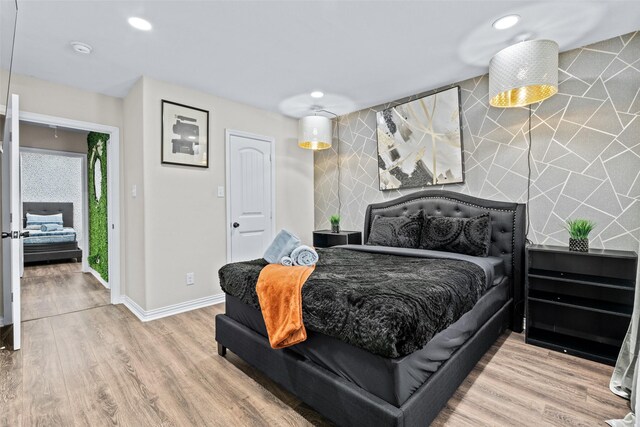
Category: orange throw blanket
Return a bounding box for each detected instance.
[256,264,315,349]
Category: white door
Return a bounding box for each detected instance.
[227,131,274,262]
[2,94,22,350]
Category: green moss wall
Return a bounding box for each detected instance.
[88,132,109,281]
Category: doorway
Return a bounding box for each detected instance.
[1,102,121,350]
[16,111,121,304]
[225,129,275,263]
[19,143,112,322]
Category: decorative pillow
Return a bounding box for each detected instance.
[420,213,492,257]
[367,212,423,248]
[26,213,63,227]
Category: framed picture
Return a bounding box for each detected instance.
[161,100,209,168]
[375,86,464,190]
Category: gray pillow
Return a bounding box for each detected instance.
[367,212,423,248]
[420,213,492,257]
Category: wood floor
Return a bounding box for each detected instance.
[21,262,110,321]
[0,265,630,426]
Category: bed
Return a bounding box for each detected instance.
[23,202,83,263]
[215,189,525,426]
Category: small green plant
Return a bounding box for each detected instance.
[565,219,596,240]
[330,215,341,226]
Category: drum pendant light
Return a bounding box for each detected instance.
[298,115,332,150]
[489,39,559,108]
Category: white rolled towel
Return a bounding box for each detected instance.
[281,256,293,266]
[290,245,319,266]
[263,229,301,264]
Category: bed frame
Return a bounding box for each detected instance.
[23,202,83,263]
[216,190,525,426]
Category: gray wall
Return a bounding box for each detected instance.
[20,123,88,153]
[315,31,640,252]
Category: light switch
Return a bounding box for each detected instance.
[217,186,225,198]
[132,185,137,198]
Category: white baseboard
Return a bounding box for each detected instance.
[120,293,225,322]
[87,267,110,289]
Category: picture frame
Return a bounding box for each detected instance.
[161,99,209,168]
[375,86,464,191]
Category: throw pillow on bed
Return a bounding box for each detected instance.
[26,213,63,227]
[367,212,423,248]
[420,213,492,257]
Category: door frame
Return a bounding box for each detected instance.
[224,129,276,263]
[1,107,122,305]
[19,147,90,275]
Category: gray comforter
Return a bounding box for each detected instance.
[218,246,494,358]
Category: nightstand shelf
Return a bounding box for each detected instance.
[528,290,633,318]
[528,268,635,290]
[526,328,621,365]
[526,244,637,366]
[313,230,362,248]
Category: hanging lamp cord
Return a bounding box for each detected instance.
[314,109,341,218]
[526,104,532,245]
[3,1,18,114]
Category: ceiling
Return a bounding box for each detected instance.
[3,0,640,117]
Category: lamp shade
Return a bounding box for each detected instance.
[298,115,332,150]
[489,39,559,108]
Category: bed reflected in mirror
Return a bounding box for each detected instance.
[94,158,102,202]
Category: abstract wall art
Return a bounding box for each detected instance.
[376,86,464,190]
[161,100,209,168]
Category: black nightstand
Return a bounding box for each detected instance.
[313,230,362,248]
[526,244,637,365]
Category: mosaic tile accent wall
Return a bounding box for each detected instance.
[22,152,84,248]
[315,32,640,251]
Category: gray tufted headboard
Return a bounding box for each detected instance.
[363,189,526,332]
[23,202,75,228]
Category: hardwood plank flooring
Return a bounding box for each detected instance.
[2,265,631,426]
[21,262,110,321]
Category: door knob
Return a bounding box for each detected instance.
[1,232,9,239]
[20,231,30,238]
[232,222,240,228]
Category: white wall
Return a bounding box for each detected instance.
[3,71,123,129]
[126,76,314,311]
[122,78,146,306]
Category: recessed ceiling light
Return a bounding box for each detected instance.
[492,14,520,30]
[70,41,93,54]
[310,91,324,99]
[128,17,152,31]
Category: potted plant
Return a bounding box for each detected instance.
[330,215,341,233]
[565,218,596,252]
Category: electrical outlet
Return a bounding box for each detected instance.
[186,272,195,285]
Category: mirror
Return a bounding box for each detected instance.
[93,158,102,201]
